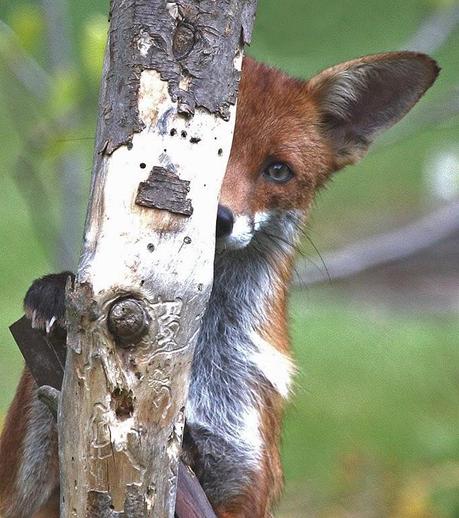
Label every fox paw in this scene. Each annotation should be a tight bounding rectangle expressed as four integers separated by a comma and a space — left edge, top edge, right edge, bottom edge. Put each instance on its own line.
24, 271, 75, 334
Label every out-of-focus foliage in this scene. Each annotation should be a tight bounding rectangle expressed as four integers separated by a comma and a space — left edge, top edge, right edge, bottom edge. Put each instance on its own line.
427, 0, 459, 7
280, 293, 459, 516
80, 14, 107, 83
8, 4, 44, 54
0, 1, 458, 516
48, 69, 81, 116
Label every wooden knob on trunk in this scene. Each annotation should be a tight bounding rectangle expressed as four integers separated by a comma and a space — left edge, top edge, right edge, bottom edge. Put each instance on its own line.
107, 298, 149, 346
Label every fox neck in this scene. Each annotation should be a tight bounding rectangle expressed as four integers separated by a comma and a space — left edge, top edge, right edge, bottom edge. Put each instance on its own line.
185, 210, 301, 503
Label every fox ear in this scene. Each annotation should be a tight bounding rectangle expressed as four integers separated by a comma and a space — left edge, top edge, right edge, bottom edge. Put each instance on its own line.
306, 52, 439, 170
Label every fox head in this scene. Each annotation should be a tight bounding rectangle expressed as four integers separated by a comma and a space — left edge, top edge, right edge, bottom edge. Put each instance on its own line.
216, 52, 439, 252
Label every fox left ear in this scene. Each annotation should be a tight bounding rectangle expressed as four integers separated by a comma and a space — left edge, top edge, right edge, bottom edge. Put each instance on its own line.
306, 51, 440, 170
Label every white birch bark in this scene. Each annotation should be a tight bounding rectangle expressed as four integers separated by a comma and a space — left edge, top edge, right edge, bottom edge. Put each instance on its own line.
57, 1, 257, 516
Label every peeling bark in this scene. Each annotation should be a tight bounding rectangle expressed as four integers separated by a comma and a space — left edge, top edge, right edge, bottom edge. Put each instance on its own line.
58, 0, 257, 516
136, 166, 193, 216
100, 0, 258, 155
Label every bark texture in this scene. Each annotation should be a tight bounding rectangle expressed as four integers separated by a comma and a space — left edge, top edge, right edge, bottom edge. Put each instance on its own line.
58, 1, 257, 516
100, 0, 257, 155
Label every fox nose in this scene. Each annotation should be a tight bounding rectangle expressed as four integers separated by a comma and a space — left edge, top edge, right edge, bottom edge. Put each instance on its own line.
216, 205, 234, 238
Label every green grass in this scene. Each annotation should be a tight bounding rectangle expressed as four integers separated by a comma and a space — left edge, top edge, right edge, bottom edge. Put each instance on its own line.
277, 292, 459, 516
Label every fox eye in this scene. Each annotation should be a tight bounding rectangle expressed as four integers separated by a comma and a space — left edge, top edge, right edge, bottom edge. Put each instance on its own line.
263, 162, 294, 184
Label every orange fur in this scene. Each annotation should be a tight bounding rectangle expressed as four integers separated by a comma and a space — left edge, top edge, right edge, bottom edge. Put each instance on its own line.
215, 52, 438, 516
221, 58, 331, 219
0, 369, 59, 517
0, 369, 35, 515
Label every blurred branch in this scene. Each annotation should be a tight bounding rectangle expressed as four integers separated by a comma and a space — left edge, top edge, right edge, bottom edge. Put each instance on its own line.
368, 4, 459, 151
1, 15, 85, 271
291, 5, 459, 289
41, 0, 74, 72
0, 19, 51, 101
42, 0, 84, 271
403, 3, 459, 54
294, 199, 459, 287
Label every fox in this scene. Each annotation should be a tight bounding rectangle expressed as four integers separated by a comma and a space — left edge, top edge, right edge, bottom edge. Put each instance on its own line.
0, 51, 439, 518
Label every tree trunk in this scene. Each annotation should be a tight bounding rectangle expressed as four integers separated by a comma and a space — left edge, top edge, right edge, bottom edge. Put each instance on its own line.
57, 1, 257, 516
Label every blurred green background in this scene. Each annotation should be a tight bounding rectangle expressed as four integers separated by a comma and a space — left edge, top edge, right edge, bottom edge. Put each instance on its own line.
1, 0, 459, 516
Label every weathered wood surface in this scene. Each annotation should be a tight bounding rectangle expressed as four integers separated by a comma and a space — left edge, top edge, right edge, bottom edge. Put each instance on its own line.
9, 316, 66, 391
9, 316, 216, 517
175, 463, 216, 518
58, 0, 257, 516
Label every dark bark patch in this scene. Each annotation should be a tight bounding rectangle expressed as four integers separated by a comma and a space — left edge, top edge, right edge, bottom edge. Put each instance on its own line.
9, 316, 66, 391
87, 486, 146, 517
111, 387, 135, 419
136, 166, 193, 216
173, 22, 196, 60
100, 0, 258, 155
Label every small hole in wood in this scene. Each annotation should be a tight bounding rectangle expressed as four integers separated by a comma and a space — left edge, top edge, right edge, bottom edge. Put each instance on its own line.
170, 128, 177, 136
147, 243, 155, 252
112, 387, 134, 419
190, 136, 201, 144
140, 163, 146, 169
218, 148, 223, 156
181, 130, 187, 138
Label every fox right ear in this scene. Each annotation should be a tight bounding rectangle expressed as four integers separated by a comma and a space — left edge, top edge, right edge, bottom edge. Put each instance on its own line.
306, 51, 439, 170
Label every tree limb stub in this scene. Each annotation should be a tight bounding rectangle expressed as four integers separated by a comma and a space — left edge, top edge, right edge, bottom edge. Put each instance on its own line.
9, 315, 66, 391
58, 0, 257, 517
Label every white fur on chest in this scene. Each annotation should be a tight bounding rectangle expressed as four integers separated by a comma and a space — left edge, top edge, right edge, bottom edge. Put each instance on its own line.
249, 330, 295, 399
186, 216, 299, 472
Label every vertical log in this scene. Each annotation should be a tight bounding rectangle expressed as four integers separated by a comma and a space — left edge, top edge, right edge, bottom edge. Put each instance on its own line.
58, 0, 258, 516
